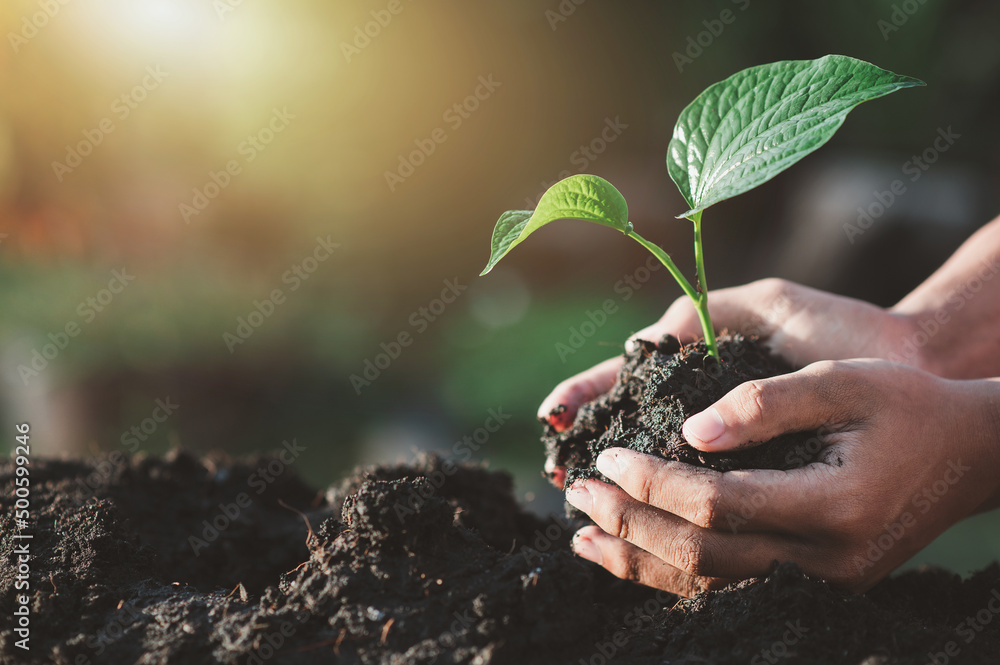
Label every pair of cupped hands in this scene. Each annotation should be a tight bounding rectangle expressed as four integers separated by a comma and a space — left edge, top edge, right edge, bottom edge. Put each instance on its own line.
540, 279, 1000, 596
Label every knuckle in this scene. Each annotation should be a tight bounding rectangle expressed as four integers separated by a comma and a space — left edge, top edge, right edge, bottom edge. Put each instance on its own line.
662, 296, 700, 331
756, 277, 791, 299
615, 513, 632, 542
605, 546, 642, 582
735, 380, 771, 423
640, 463, 674, 506
699, 576, 730, 593
810, 361, 873, 418
674, 531, 712, 576
636, 472, 656, 505
680, 575, 730, 597
809, 359, 841, 378
691, 478, 725, 529
664, 295, 693, 319
602, 504, 631, 542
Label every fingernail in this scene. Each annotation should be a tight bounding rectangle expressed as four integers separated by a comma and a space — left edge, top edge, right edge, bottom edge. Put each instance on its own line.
566, 483, 593, 513
573, 533, 603, 565
595, 451, 620, 483
544, 406, 572, 433
684, 407, 726, 445
625, 337, 639, 353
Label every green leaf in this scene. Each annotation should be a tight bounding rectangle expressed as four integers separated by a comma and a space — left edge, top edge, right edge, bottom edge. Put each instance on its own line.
667, 55, 924, 218
481, 174, 630, 275
481, 210, 533, 276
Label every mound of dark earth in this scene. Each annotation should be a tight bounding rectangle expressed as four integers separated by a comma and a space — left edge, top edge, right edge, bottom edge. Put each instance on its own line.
543, 334, 828, 487
2, 450, 999, 664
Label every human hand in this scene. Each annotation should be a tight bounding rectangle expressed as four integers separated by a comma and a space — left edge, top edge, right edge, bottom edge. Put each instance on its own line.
562, 360, 1000, 595
539, 279, 920, 487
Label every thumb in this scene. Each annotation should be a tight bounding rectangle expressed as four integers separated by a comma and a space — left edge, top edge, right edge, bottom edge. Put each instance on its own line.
682, 361, 859, 452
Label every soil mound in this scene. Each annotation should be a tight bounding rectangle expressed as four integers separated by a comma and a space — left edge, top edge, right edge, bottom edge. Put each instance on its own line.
2, 451, 999, 664
543, 334, 825, 485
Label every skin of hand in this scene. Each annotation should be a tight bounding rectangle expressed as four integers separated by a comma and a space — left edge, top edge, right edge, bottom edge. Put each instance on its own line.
564, 360, 1000, 596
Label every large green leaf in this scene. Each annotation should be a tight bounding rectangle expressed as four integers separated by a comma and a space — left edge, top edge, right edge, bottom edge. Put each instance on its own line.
667, 55, 924, 218
481, 174, 630, 275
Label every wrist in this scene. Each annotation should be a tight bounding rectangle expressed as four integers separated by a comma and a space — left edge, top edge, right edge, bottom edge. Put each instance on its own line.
956, 378, 1000, 512
979, 380, 1000, 489
883, 307, 952, 377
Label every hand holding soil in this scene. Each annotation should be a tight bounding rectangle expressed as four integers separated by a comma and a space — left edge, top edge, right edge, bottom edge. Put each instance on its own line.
538, 279, 919, 488
543, 214, 1000, 596
566, 359, 1000, 596
537, 278, 916, 437
540, 215, 1000, 451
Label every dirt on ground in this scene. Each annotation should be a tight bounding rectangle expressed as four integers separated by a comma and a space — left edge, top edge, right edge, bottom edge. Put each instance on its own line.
2, 335, 999, 664
2, 446, 1000, 664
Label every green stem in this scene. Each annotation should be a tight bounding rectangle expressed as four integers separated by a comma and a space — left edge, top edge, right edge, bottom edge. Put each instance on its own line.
690, 211, 719, 358
626, 224, 719, 358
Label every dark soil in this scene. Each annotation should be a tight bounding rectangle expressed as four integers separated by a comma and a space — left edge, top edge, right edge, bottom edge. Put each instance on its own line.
3, 450, 1000, 664
543, 334, 827, 486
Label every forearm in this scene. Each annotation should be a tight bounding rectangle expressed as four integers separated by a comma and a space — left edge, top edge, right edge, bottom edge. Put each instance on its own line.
890, 215, 1000, 379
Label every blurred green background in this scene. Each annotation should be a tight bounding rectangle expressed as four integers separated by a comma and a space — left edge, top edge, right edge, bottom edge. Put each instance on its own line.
1, 0, 999, 575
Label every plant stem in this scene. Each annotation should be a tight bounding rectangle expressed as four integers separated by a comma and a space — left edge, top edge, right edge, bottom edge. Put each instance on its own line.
626, 226, 719, 358
690, 211, 719, 358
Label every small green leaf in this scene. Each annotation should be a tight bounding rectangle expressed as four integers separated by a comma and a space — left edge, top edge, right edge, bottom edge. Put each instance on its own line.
667, 55, 924, 218
481, 210, 533, 276
481, 174, 629, 275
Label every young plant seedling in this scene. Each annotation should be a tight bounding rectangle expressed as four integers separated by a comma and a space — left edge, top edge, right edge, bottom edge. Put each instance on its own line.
481, 55, 923, 358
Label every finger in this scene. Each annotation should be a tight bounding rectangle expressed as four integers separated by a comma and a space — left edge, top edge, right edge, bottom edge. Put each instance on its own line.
544, 458, 566, 489
567, 479, 795, 579
681, 361, 871, 452
572, 525, 730, 596
595, 448, 832, 533
538, 356, 623, 431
